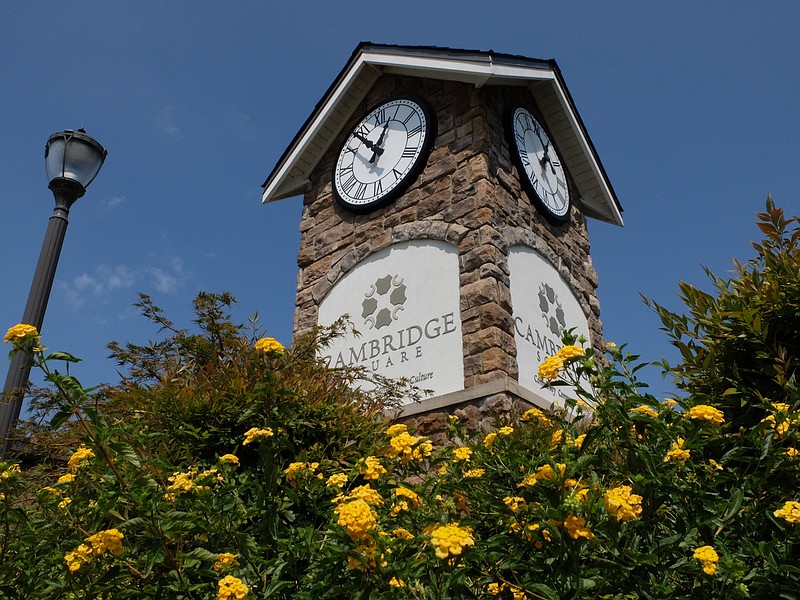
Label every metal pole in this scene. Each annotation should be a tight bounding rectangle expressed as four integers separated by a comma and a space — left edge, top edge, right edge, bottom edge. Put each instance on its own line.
0, 184, 79, 453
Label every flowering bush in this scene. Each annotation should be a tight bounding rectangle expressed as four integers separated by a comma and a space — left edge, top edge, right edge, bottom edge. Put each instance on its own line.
0, 201, 798, 598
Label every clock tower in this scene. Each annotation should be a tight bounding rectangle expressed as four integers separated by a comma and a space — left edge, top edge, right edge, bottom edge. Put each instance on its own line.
262, 43, 622, 430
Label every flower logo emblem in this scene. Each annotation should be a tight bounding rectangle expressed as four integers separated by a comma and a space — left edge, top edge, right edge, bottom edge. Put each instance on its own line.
362, 274, 407, 330
538, 283, 566, 337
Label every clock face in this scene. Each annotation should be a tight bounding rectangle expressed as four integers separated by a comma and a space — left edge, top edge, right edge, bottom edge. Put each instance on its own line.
508, 105, 570, 222
333, 96, 435, 212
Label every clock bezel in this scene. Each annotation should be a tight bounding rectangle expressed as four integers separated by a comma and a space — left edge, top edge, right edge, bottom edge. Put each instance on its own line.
332, 94, 437, 214
505, 103, 571, 224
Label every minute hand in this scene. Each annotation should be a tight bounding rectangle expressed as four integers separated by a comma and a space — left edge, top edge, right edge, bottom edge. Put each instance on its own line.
352, 132, 377, 150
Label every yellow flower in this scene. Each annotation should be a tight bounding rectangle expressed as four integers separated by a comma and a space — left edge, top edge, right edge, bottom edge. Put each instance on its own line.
785, 448, 799, 458
64, 544, 92, 573
605, 341, 617, 349
661, 398, 678, 409
521, 407, 553, 425
4, 323, 39, 344
483, 432, 497, 451
393, 528, 414, 540
573, 434, 586, 449
549, 429, 564, 448
1, 464, 21, 480
517, 473, 538, 488
452, 446, 472, 462
394, 487, 421, 508
562, 514, 594, 540
242, 427, 273, 445
688, 405, 725, 425
86, 529, 124, 556
67, 446, 95, 473
464, 468, 485, 478
335, 499, 378, 541
284, 461, 318, 484
604, 485, 643, 522
326, 473, 348, 488
556, 345, 585, 361
254, 337, 284, 354
693, 545, 719, 575
217, 575, 249, 600
538, 355, 564, 382
503, 496, 526, 513
389, 577, 406, 588
536, 463, 566, 482
57, 473, 75, 484
220, 454, 240, 467
385, 423, 408, 437
630, 405, 659, 418
58, 497, 72, 510
358, 456, 387, 480
429, 523, 475, 559
664, 438, 691, 463
487, 583, 525, 599
214, 552, 240, 571
499, 426, 514, 436
386, 431, 432, 462
774, 500, 800, 524
347, 484, 384, 507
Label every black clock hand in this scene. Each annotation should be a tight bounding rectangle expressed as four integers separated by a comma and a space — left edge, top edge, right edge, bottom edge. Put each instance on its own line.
352, 132, 377, 150
370, 121, 391, 164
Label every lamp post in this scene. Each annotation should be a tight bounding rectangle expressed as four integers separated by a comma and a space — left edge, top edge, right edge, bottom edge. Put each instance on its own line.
0, 129, 107, 453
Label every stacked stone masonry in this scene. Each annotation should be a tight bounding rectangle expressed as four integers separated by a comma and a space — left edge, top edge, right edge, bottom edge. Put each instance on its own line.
294, 74, 603, 397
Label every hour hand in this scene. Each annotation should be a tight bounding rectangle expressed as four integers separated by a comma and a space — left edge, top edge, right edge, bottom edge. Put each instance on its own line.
353, 132, 376, 150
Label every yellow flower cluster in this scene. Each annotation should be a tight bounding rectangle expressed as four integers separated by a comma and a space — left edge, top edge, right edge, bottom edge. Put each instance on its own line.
487, 582, 525, 599
562, 514, 594, 540
664, 438, 691, 463
334, 498, 378, 541
521, 407, 553, 426
64, 529, 124, 573
429, 523, 475, 559
4, 323, 39, 344
58, 496, 72, 510
242, 427, 273, 445
57, 473, 75, 484
217, 575, 249, 600
326, 473, 348, 488
358, 456, 387, 480
254, 337, 284, 354
343, 484, 384, 507
761, 403, 796, 437
483, 432, 498, 451
389, 577, 406, 588
213, 552, 239, 571
604, 485, 643, 522
693, 545, 719, 575
537, 355, 564, 382
503, 496, 526, 513
774, 500, 800, 524
630, 405, 659, 418
452, 446, 472, 463
386, 430, 432, 463
283, 461, 319, 484
688, 404, 725, 425
463, 468, 485, 478
538, 345, 585, 382
1, 464, 21, 480
67, 446, 95, 473
220, 454, 240, 467
394, 487, 421, 508
499, 426, 514, 436
164, 467, 219, 501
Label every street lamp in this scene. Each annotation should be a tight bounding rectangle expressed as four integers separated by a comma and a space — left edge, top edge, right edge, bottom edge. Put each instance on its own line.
0, 129, 107, 453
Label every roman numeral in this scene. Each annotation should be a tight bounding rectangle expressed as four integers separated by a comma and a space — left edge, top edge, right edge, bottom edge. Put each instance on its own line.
353, 182, 367, 199
373, 179, 383, 197
401, 146, 417, 159
407, 124, 422, 138
342, 174, 357, 193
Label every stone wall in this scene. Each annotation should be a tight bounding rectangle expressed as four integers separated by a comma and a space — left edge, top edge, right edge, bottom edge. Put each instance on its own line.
294, 74, 602, 398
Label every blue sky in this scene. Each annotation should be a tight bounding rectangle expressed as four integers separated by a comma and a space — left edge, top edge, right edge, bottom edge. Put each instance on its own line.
2, 2, 799, 413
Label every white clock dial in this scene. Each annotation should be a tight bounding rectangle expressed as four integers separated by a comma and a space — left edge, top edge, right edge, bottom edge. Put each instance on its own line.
509, 105, 570, 222
333, 97, 435, 212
